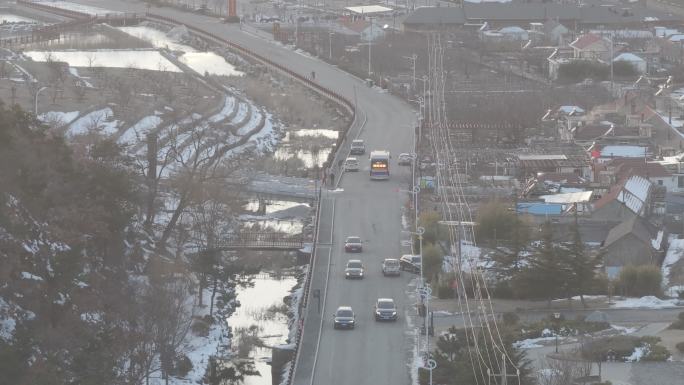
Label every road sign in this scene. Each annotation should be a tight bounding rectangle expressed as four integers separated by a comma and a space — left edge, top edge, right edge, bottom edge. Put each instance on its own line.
426, 359, 437, 370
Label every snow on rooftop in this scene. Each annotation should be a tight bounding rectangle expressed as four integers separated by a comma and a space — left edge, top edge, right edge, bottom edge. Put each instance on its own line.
540, 191, 593, 204
518, 154, 567, 161
345, 5, 393, 14
559, 105, 585, 115
616, 175, 651, 216
600, 145, 647, 158
613, 53, 645, 62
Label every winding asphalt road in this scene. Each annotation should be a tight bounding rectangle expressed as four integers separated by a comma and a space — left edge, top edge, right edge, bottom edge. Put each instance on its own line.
60, 1, 419, 383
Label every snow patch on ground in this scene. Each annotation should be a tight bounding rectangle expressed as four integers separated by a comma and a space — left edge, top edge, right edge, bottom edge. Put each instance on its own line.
208, 96, 236, 123
20, 272, 43, 281
67, 107, 118, 138
626, 345, 648, 362
80, 311, 103, 324
611, 296, 681, 309
611, 324, 637, 334
38, 111, 79, 126
513, 336, 558, 349
34, 1, 121, 16
68, 67, 93, 87
118, 115, 163, 145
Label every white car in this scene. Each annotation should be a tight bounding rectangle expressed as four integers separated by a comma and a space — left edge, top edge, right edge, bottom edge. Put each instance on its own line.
344, 157, 360, 172
382, 258, 400, 276
398, 153, 413, 166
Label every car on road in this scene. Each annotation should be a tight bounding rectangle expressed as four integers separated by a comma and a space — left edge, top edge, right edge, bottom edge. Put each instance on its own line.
399, 254, 421, 273
382, 258, 400, 276
344, 236, 363, 253
350, 139, 365, 155
374, 298, 398, 321
345, 259, 365, 279
398, 153, 413, 166
344, 157, 360, 172
333, 306, 355, 329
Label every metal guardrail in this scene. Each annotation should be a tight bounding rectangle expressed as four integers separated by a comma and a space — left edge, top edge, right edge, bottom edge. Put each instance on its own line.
213, 232, 304, 250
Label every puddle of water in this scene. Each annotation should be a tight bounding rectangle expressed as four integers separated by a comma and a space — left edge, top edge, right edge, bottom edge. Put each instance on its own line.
228, 274, 297, 385
23, 49, 181, 72
243, 219, 303, 234
244, 198, 305, 214
273, 147, 331, 169
119, 25, 243, 77
0, 14, 37, 24
292, 128, 339, 140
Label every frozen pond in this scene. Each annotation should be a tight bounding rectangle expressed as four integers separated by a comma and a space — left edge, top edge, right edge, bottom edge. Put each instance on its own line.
23, 49, 181, 72
274, 147, 332, 169
33, 1, 121, 16
243, 218, 303, 234
0, 14, 37, 24
228, 274, 297, 385
292, 128, 339, 140
119, 26, 243, 77
244, 198, 306, 215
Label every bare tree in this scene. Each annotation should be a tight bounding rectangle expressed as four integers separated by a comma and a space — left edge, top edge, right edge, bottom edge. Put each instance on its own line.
537, 356, 593, 385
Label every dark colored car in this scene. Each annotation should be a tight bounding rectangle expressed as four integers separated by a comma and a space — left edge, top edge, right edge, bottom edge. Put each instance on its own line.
344, 236, 363, 253
333, 306, 355, 329
374, 298, 398, 321
345, 259, 365, 279
399, 254, 421, 273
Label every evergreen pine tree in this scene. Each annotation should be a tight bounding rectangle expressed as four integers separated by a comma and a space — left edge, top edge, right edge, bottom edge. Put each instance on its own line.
566, 212, 602, 307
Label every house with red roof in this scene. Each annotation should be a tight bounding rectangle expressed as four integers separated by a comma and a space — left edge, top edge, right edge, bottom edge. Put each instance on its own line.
569, 33, 612, 61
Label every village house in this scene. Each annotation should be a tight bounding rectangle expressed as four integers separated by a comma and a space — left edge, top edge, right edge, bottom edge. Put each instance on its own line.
592, 174, 655, 222
569, 33, 612, 61
602, 215, 665, 272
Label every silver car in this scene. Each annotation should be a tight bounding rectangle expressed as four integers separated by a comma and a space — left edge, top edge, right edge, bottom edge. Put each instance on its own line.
344, 157, 360, 172
382, 258, 400, 276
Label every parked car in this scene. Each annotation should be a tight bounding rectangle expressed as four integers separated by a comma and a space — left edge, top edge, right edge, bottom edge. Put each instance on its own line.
398, 153, 413, 166
350, 139, 365, 155
374, 298, 398, 321
344, 236, 363, 253
345, 259, 365, 279
399, 254, 421, 273
344, 157, 360, 172
382, 258, 400, 276
333, 306, 355, 329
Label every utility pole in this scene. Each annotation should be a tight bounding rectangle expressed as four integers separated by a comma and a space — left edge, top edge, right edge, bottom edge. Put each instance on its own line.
403, 54, 417, 91
487, 354, 520, 385
368, 16, 374, 77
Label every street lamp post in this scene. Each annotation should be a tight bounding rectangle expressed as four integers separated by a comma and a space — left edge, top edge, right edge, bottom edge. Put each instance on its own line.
35, 86, 48, 116
328, 30, 334, 60
553, 312, 561, 353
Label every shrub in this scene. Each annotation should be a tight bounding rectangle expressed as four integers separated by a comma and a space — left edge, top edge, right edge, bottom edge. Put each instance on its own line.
502, 312, 519, 325
191, 318, 211, 337
676, 341, 684, 353
437, 282, 455, 299
643, 344, 671, 362
669, 312, 684, 329
171, 354, 193, 376
612, 60, 638, 78
615, 265, 662, 297
558, 60, 609, 83
493, 280, 515, 299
